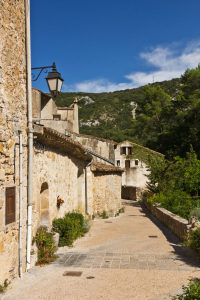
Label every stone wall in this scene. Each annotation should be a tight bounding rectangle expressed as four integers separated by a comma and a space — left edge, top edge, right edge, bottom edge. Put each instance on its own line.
41, 97, 57, 120
0, 0, 28, 284
40, 119, 73, 133
71, 132, 116, 163
32, 143, 88, 240
143, 198, 190, 241
122, 186, 136, 200
57, 108, 74, 122
92, 172, 122, 216
32, 89, 40, 120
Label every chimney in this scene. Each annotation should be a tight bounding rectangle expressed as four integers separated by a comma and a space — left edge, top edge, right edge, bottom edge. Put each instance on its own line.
73, 97, 79, 133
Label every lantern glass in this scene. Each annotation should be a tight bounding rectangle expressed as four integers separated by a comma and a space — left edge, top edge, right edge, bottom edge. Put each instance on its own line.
45, 63, 64, 97
47, 78, 57, 92
57, 78, 63, 93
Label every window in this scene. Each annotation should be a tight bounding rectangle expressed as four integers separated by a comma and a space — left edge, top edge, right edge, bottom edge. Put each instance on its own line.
53, 114, 61, 121
5, 187, 15, 225
128, 147, 132, 155
117, 160, 120, 166
120, 147, 126, 155
125, 160, 130, 168
135, 160, 139, 166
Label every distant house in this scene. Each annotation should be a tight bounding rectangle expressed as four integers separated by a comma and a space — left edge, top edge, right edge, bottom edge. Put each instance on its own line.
32, 88, 79, 134
115, 140, 163, 200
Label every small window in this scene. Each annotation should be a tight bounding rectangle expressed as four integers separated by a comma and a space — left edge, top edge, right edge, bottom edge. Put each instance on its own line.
53, 114, 61, 121
128, 147, 132, 155
117, 160, 120, 166
5, 187, 16, 225
121, 147, 126, 155
135, 160, 139, 166
125, 160, 130, 168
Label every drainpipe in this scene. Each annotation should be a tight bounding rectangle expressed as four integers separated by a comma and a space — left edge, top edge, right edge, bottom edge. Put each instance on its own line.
84, 153, 93, 215
19, 131, 23, 278
25, 0, 33, 271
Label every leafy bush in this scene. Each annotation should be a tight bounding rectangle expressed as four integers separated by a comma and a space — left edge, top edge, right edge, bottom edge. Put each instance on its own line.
171, 280, 200, 299
0, 280, 9, 294
148, 190, 200, 220
101, 210, 109, 219
189, 207, 200, 221
52, 212, 90, 246
32, 226, 58, 265
119, 207, 125, 213
184, 228, 200, 254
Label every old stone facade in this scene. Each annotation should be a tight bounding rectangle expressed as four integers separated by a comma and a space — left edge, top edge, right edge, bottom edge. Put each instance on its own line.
32, 88, 79, 134
0, 1, 124, 285
115, 141, 153, 200
0, 0, 28, 283
70, 132, 116, 164
33, 125, 123, 219
91, 163, 123, 216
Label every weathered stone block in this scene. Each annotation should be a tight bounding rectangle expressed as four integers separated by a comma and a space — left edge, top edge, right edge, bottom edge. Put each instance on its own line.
0, 169, 5, 181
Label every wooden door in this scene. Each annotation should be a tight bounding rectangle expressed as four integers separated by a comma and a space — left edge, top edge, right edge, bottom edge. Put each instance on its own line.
5, 187, 15, 225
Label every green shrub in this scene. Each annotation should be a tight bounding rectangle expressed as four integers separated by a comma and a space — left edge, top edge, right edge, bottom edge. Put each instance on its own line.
148, 190, 196, 220
52, 211, 90, 246
119, 207, 125, 213
171, 280, 200, 299
101, 210, 109, 219
83, 218, 91, 233
184, 228, 200, 254
0, 280, 9, 294
189, 207, 200, 221
32, 226, 58, 265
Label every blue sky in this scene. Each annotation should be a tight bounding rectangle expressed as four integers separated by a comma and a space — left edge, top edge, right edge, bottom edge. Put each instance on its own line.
31, 0, 200, 93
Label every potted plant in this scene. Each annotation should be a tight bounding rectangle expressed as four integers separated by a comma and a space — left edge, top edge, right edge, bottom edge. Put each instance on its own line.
57, 196, 64, 208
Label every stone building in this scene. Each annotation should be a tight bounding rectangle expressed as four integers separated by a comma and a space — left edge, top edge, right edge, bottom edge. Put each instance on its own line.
115, 141, 163, 200
32, 88, 79, 134
0, 0, 28, 283
70, 131, 116, 164
69, 132, 124, 216
0, 0, 123, 285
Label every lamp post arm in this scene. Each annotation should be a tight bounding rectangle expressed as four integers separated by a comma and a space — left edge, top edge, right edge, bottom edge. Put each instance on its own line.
31, 62, 56, 82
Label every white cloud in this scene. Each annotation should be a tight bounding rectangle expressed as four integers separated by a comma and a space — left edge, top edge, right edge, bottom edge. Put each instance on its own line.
65, 41, 200, 93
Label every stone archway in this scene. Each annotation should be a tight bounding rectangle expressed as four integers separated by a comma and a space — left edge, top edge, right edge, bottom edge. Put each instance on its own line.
40, 182, 50, 227
77, 167, 85, 214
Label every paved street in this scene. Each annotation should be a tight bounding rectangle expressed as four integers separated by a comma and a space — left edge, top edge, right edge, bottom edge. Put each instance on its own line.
2, 200, 200, 300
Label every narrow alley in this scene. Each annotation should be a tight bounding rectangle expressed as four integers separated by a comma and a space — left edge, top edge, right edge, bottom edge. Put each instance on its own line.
2, 200, 200, 300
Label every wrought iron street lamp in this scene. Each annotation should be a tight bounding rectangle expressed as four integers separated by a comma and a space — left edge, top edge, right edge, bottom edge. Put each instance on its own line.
31, 62, 64, 97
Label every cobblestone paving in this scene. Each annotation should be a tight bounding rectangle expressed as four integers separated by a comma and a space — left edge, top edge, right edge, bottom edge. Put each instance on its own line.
57, 252, 200, 271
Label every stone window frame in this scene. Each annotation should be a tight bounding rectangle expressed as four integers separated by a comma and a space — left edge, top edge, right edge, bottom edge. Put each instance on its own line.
1, 184, 17, 230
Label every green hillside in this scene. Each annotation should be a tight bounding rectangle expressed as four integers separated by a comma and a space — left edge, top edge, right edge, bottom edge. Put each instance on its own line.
54, 78, 180, 145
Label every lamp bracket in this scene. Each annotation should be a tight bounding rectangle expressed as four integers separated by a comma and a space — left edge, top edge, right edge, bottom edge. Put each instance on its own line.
31, 63, 56, 82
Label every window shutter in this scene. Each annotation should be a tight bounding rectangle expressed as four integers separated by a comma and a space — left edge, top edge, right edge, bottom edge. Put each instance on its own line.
128, 147, 132, 155
5, 187, 16, 225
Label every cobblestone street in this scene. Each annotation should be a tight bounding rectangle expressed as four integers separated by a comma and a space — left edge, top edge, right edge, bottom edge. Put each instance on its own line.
2, 200, 200, 300
58, 252, 199, 272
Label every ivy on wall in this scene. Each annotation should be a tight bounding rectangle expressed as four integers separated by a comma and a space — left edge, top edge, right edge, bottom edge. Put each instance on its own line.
127, 144, 164, 166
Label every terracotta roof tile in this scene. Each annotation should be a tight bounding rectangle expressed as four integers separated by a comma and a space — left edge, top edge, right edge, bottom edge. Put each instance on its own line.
91, 162, 124, 173
68, 131, 117, 145
57, 107, 74, 110
33, 124, 91, 161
